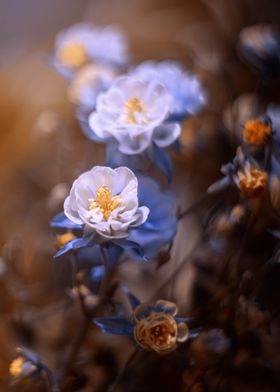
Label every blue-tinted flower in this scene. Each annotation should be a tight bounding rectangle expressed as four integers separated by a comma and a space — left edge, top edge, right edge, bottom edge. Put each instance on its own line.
88, 76, 180, 154
94, 291, 193, 355
68, 64, 117, 111
53, 23, 129, 78
127, 175, 177, 259
130, 60, 206, 120
51, 174, 176, 260
64, 166, 149, 239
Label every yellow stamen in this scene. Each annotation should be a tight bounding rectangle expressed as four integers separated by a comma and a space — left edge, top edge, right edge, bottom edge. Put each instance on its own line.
9, 357, 24, 378
57, 42, 88, 68
124, 97, 147, 124
88, 185, 122, 221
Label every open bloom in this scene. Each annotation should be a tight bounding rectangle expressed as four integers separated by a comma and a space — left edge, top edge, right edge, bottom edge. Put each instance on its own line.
68, 64, 117, 110
53, 23, 129, 78
130, 60, 206, 119
64, 166, 149, 239
89, 76, 180, 154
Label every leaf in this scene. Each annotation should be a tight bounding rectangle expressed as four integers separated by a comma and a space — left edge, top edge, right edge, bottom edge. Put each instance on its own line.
50, 212, 83, 230
147, 144, 172, 182
94, 317, 133, 335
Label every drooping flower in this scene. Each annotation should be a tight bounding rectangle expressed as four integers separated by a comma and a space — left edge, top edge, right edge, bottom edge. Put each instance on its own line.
68, 64, 117, 111
88, 76, 180, 155
52, 23, 129, 78
94, 291, 193, 355
129, 60, 206, 120
64, 166, 149, 239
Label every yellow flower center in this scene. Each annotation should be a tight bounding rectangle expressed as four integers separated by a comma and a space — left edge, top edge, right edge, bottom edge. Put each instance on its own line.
124, 97, 147, 124
238, 167, 268, 199
88, 185, 122, 221
9, 357, 24, 377
243, 119, 272, 145
57, 42, 88, 68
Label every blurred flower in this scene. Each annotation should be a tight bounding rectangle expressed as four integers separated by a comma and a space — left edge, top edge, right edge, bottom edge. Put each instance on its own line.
53, 23, 129, 78
236, 163, 268, 199
56, 231, 76, 248
94, 291, 192, 355
243, 117, 272, 146
239, 24, 280, 78
130, 60, 206, 119
70, 284, 99, 311
64, 166, 149, 239
68, 64, 117, 111
9, 349, 40, 383
208, 148, 268, 200
89, 76, 180, 154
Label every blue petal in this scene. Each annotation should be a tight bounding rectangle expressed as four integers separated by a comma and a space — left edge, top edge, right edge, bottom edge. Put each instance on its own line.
112, 239, 147, 261
94, 317, 133, 335
128, 176, 177, 260
122, 287, 141, 310
54, 236, 93, 258
50, 212, 83, 230
146, 144, 172, 182
91, 265, 105, 282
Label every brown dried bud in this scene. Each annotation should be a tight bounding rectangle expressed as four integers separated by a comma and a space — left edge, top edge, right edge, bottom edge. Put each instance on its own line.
237, 165, 268, 199
133, 313, 188, 355
243, 119, 272, 145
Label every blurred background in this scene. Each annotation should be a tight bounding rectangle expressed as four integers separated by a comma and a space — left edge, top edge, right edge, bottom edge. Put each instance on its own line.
1, 0, 280, 390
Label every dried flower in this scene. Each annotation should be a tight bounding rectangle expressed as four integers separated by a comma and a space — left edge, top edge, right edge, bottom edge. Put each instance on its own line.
243, 118, 272, 145
237, 163, 268, 199
94, 294, 191, 355
133, 301, 189, 354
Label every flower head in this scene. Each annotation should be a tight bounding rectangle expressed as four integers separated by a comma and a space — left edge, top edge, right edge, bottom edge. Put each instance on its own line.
64, 166, 149, 239
89, 76, 180, 154
236, 163, 268, 199
243, 118, 272, 145
53, 23, 129, 78
9, 349, 40, 383
94, 294, 191, 355
68, 64, 117, 110
130, 60, 206, 118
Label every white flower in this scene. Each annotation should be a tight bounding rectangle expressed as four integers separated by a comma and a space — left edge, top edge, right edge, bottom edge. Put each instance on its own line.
89, 76, 180, 154
53, 23, 129, 77
68, 64, 117, 110
130, 60, 206, 117
64, 166, 149, 239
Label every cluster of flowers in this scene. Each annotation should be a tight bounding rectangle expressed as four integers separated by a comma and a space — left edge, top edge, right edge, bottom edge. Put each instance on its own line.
46, 21, 206, 359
